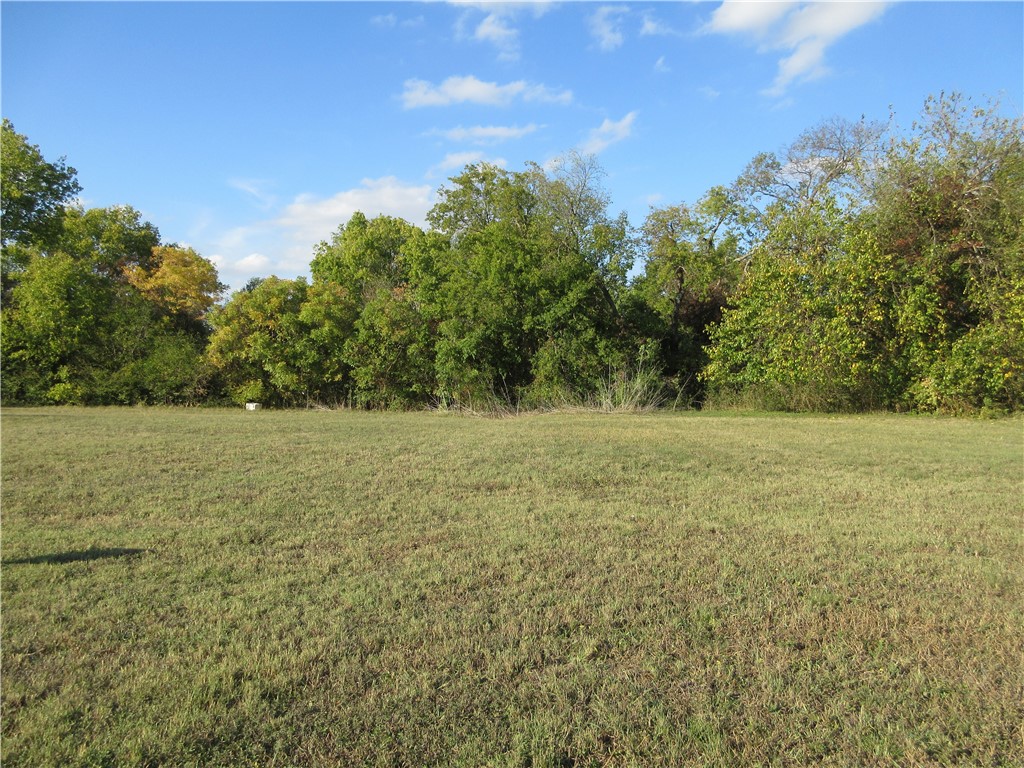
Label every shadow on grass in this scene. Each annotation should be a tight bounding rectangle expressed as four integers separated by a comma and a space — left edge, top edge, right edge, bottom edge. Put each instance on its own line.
3, 547, 150, 565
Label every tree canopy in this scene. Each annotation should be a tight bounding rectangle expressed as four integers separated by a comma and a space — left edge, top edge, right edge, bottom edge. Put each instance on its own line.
1, 119, 81, 251
3, 94, 1021, 413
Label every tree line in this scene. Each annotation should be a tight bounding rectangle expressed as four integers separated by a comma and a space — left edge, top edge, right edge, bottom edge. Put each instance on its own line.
2, 94, 1022, 413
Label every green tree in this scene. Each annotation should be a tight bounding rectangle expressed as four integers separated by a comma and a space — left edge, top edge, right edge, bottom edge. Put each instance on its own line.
0, 123, 224, 405
309, 213, 440, 407
343, 284, 436, 408
428, 164, 556, 403
427, 164, 522, 401
206, 277, 358, 406
535, 151, 636, 324
1, 119, 81, 251
310, 212, 421, 297
126, 244, 225, 331
59, 204, 161, 279
1, 249, 215, 405
703, 96, 1023, 413
637, 186, 746, 399
293, 282, 361, 405
866, 93, 1024, 411
1, 251, 109, 403
703, 201, 896, 411
1, 121, 82, 297
428, 161, 638, 406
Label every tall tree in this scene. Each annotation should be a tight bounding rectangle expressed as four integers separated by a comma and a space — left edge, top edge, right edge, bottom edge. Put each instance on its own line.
429, 165, 547, 402
703, 200, 894, 411
125, 244, 225, 330
59, 205, 161, 278
735, 116, 884, 215
427, 160, 642, 405
703, 95, 1024, 413
1, 119, 81, 251
634, 186, 746, 399
865, 93, 1024, 410
1, 251, 109, 403
206, 277, 359, 406
535, 151, 635, 322
310, 212, 421, 297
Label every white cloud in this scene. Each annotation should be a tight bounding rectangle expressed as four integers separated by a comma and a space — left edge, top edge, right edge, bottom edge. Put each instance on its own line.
589, 6, 629, 51
370, 13, 397, 28
451, 3, 554, 61
769, 37, 829, 94
704, 1, 889, 96
448, 0, 554, 13
196, 178, 439, 293
699, 85, 721, 100
438, 123, 540, 144
579, 111, 637, 155
371, 11, 423, 29
641, 12, 675, 37
705, 1, 798, 37
207, 249, 276, 292
228, 178, 276, 210
654, 55, 670, 74
213, 224, 260, 253
277, 177, 434, 245
778, 2, 886, 49
475, 13, 520, 61
428, 151, 507, 178
402, 75, 572, 108
235, 253, 272, 272
438, 151, 486, 170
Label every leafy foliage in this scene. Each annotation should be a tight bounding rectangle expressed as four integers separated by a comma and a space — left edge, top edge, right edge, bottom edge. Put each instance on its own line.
125, 244, 225, 331
206, 277, 359, 406
3, 94, 1021, 412
0, 119, 81, 251
704, 95, 1023, 412
1, 151, 221, 404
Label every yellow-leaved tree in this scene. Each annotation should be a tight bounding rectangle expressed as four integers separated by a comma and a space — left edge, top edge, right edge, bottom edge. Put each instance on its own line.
126, 245, 225, 324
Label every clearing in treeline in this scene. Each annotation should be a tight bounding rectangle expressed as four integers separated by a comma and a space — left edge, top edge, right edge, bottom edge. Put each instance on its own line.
2, 408, 1021, 766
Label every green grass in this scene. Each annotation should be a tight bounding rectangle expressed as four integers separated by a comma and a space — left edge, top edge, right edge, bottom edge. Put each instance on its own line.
2, 407, 1022, 767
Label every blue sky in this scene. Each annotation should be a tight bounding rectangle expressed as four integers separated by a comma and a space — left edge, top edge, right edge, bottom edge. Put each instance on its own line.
3, 1, 1022, 291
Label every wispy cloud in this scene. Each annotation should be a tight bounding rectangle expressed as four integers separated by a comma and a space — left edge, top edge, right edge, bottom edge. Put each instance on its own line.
437, 123, 540, 144
370, 13, 397, 28
589, 6, 629, 51
228, 178, 276, 210
579, 111, 637, 155
704, 1, 889, 96
436, 151, 486, 170
654, 55, 670, 74
428, 151, 507, 178
451, 2, 554, 61
234, 252, 272, 273
704, 1, 798, 37
640, 12, 676, 37
402, 75, 572, 108
474, 12, 520, 61
371, 11, 424, 29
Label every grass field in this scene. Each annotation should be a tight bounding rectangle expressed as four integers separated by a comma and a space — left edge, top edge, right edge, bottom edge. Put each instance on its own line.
1, 407, 1022, 767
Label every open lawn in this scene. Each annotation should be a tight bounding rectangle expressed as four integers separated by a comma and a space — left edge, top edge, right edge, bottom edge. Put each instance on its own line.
1, 408, 1022, 767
